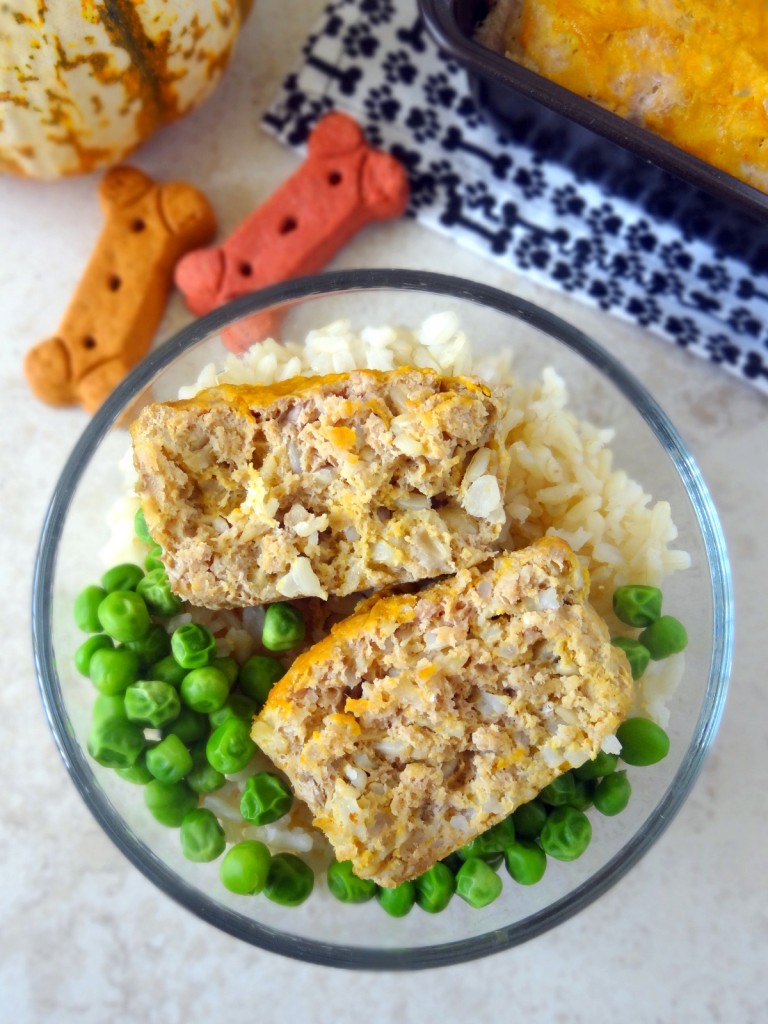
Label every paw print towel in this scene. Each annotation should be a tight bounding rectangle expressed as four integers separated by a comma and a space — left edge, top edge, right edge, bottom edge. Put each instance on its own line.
264, 0, 768, 394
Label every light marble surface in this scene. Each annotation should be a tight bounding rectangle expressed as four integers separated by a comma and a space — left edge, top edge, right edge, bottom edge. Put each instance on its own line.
1, 2, 765, 1021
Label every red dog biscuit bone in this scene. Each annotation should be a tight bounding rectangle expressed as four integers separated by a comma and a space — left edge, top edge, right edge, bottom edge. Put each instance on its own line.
174, 112, 410, 352
24, 166, 216, 413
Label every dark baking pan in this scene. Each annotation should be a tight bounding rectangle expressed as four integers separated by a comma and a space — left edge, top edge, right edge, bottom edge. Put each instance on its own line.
419, 0, 768, 273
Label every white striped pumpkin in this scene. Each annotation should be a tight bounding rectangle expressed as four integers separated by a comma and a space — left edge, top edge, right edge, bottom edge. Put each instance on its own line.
1, 0, 252, 178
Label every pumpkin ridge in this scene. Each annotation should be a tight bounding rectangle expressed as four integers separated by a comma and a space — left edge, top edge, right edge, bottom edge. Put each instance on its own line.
96, 0, 179, 133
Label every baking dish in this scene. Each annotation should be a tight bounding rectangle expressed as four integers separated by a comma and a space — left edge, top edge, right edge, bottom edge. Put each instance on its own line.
419, 0, 768, 273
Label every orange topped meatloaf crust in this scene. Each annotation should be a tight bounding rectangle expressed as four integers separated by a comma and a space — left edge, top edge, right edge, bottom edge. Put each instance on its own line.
252, 537, 633, 887
130, 367, 510, 608
478, 0, 768, 192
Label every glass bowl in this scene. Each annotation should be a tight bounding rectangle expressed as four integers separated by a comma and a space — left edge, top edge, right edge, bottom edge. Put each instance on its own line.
33, 269, 732, 969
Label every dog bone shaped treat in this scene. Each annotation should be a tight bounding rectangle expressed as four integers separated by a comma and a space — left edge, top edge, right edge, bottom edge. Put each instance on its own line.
24, 166, 216, 413
174, 112, 410, 352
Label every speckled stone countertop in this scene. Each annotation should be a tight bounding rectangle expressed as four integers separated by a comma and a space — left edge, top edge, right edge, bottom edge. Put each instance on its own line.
1, 2, 765, 1022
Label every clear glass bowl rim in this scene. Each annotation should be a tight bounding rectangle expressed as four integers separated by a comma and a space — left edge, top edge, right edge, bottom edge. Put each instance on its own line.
32, 268, 733, 970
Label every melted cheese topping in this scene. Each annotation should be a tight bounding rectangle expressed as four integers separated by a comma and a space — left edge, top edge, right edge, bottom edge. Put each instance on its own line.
508, 0, 768, 190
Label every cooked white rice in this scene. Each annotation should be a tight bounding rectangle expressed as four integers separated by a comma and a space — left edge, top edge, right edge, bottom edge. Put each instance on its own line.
103, 311, 690, 863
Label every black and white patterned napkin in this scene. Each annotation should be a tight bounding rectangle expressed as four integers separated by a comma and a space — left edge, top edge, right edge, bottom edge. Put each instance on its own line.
263, 0, 768, 395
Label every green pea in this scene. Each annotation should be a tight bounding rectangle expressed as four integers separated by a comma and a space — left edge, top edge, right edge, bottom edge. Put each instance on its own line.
539, 771, 592, 811
264, 853, 314, 907
261, 603, 305, 652
74, 584, 107, 633
146, 734, 193, 784
89, 647, 140, 695
124, 680, 181, 728
512, 799, 548, 840
220, 840, 271, 895
87, 718, 145, 770
209, 693, 258, 729
97, 589, 151, 643
504, 840, 547, 885
540, 806, 592, 862
74, 634, 114, 676
186, 743, 226, 794
240, 771, 292, 825
611, 637, 651, 680
538, 772, 574, 806
171, 623, 216, 670
616, 717, 670, 766
144, 779, 198, 827
327, 860, 377, 903
593, 770, 632, 816
574, 751, 619, 781
567, 778, 595, 812
180, 808, 225, 862
148, 654, 188, 688
116, 749, 154, 785
181, 666, 231, 714
206, 717, 256, 775
163, 705, 209, 745
136, 568, 182, 617
211, 656, 240, 687
125, 624, 172, 669
440, 852, 464, 874
414, 862, 456, 914
638, 616, 688, 660
134, 506, 153, 544
238, 654, 285, 705
91, 693, 128, 726
456, 857, 503, 909
612, 585, 662, 627
144, 543, 165, 573
376, 880, 416, 918
101, 563, 144, 594
457, 815, 515, 860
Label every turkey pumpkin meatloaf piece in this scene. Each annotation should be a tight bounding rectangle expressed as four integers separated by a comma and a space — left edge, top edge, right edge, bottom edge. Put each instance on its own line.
252, 537, 633, 887
130, 367, 509, 608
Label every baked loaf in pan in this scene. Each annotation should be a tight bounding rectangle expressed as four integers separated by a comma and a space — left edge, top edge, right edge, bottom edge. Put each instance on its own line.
130, 367, 509, 608
478, 0, 768, 192
252, 537, 633, 887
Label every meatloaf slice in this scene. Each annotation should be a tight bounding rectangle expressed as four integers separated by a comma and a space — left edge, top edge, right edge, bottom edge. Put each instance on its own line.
252, 537, 633, 886
130, 367, 509, 609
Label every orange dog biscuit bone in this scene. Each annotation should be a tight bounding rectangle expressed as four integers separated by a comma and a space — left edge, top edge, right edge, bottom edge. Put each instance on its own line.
174, 112, 410, 352
24, 166, 216, 413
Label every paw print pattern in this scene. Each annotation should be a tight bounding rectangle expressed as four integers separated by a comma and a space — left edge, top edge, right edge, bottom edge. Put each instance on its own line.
663, 314, 700, 345
588, 275, 624, 310
513, 165, 545, 201
627, 295, 663, 328
705, 333, 742, 365
405, 105, 440, 143
454, 96, 484, 130
364, 84, 400, 123
342, 21, 379, 59
552, 185, 586, 218
382, 49, 418, 86
409, 157, 462, 210
697, 263, 731, 293
423, 72, 457, 111
626, 220, 658, 255
360, 0, 396, 25
514, 233, 553, 271
728, 306, 764, 337
660, 240, 694, 274
586, 203, 624, 238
